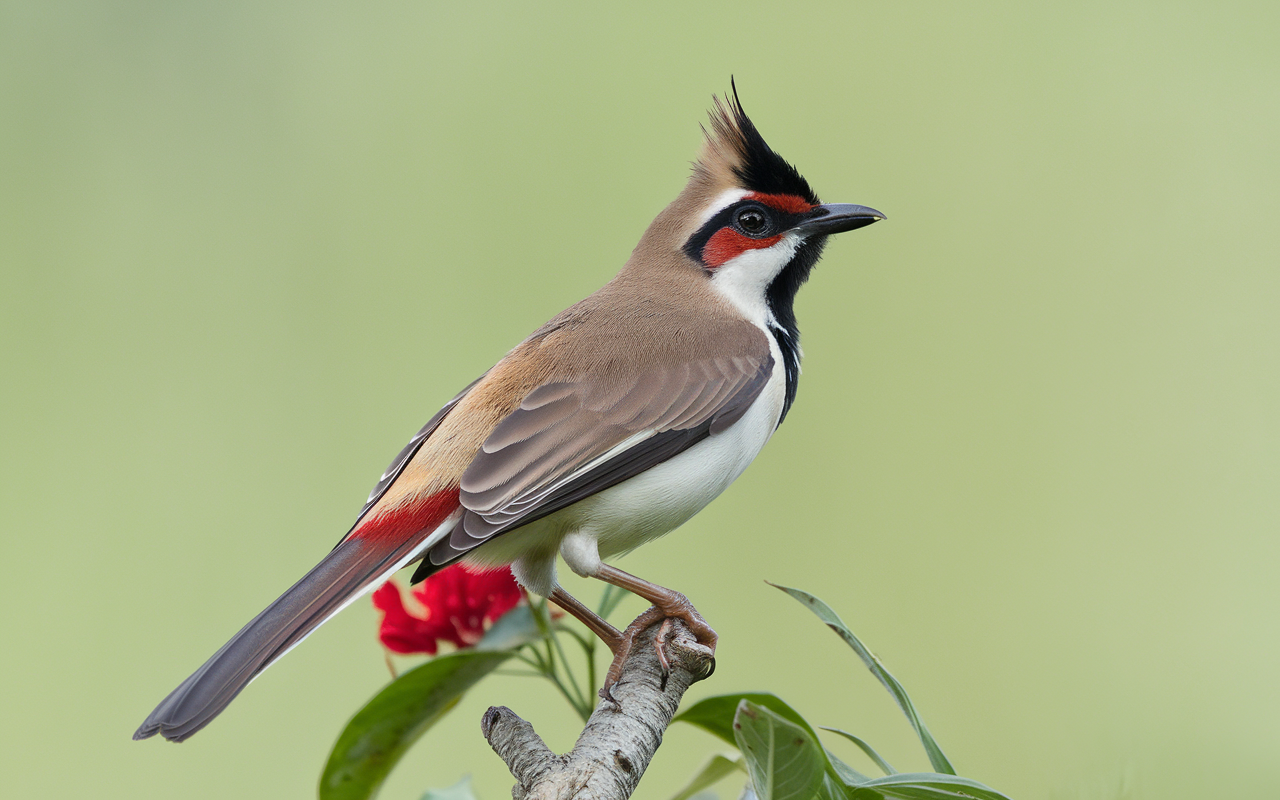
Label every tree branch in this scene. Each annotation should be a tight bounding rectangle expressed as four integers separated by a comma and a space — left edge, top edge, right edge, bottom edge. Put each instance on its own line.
482, 618, 714, 800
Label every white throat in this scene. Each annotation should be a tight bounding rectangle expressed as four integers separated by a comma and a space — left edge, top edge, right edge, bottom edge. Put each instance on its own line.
707, 233, 802, 330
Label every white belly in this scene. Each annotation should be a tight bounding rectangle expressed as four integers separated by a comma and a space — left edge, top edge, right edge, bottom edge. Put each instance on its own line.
576, 360, 785, 560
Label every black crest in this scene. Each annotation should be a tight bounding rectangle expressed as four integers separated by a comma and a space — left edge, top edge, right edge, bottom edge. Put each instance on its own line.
707, 79, 820, 205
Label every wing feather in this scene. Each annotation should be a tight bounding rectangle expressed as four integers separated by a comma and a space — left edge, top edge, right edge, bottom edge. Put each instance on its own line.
424, 351, 773, 566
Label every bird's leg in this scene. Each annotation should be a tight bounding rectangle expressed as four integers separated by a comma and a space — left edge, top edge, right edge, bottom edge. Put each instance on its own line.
594, 564, 717, 698
548, 586, 647, 703
548, 587, 622, 650
594, 564, 718, 647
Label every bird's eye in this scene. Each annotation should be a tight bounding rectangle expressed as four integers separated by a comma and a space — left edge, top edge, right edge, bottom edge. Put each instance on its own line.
736, 207, 769, 235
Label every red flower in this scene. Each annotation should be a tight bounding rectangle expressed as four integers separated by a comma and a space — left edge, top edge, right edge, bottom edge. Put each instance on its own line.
372, 565, 523, 655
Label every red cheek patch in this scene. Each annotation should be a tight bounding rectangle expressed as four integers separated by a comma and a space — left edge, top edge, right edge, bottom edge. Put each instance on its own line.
703, 228, 783, 268
746, 192, 815, 214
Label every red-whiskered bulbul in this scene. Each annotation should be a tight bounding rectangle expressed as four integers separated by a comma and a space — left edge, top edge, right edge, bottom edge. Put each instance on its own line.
135, 85, 883, 742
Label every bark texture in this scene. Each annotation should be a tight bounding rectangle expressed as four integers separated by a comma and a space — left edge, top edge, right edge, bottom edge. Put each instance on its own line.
482, 619, 714, 800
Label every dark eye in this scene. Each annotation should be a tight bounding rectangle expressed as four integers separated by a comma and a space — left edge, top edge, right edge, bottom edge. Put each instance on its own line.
736, 207, 769, 235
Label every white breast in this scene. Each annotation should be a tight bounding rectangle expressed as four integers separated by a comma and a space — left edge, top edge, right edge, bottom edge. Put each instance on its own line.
574, 335, 787, 561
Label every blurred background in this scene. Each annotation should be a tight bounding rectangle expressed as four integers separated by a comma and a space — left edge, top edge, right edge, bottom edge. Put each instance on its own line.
3, 2, 1278, 798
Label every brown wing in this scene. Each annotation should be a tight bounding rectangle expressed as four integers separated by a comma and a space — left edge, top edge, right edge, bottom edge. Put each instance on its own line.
422, 353, 773, 567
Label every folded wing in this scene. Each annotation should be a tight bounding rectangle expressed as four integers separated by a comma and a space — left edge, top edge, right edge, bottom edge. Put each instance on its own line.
422, 352, 772, 568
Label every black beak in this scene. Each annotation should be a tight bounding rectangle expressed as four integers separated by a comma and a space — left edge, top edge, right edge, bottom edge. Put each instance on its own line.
791, 203, 886, 237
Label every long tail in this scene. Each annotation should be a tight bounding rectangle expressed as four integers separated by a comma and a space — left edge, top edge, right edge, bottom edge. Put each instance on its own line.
134, 534, 433, 742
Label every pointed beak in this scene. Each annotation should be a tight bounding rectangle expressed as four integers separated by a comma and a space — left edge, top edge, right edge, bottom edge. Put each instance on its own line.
791, 203, 886, 237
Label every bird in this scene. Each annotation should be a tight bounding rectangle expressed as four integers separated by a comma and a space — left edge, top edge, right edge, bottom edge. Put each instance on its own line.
134, 84, 884, 743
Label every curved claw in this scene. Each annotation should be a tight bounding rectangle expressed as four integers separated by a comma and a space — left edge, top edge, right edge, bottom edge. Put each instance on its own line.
598, 602, 719, 700
598, 682, 619, 705
699, 655, 716, 682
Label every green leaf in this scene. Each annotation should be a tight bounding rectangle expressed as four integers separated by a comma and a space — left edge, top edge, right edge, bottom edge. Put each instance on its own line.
420, 775, 480, 800
677, 693, 863, 790
820, 773, 856, 800
474, 604, 544, 651
825, 752, 871, 787
848, 773, 1015, 800
675, 693, 817, 748
320, 650, 512, 800
667, 753, 747, 800
733, 700, 828, 800
770, 584, 956, 775
821, 727, 897, 776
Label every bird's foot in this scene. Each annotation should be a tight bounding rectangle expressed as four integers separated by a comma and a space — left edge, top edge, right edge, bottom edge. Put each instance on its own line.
598, 596, 717, 701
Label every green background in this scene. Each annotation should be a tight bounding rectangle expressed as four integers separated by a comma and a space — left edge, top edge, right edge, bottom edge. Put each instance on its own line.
3, 2, 1277, 798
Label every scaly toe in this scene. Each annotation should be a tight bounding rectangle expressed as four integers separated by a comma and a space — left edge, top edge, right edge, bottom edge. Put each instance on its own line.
599, 605, 667, 698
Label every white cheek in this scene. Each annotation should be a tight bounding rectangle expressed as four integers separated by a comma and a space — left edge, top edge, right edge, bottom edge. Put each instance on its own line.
708, 234, 801, 327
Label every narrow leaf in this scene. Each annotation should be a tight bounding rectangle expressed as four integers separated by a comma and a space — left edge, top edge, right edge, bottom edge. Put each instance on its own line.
849, 773, 1015, 800
667, 753, 747, 800
825, 751, 872, 787
320, 650, 512, 800
597, 583, 627, 620
420, 775, 480, 800
770, 584, 956, 775
733, 700, 827, 800
821, 727, 897, 776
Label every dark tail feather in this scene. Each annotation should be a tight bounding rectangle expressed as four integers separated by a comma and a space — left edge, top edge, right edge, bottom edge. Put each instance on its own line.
134, 536, 421, 742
